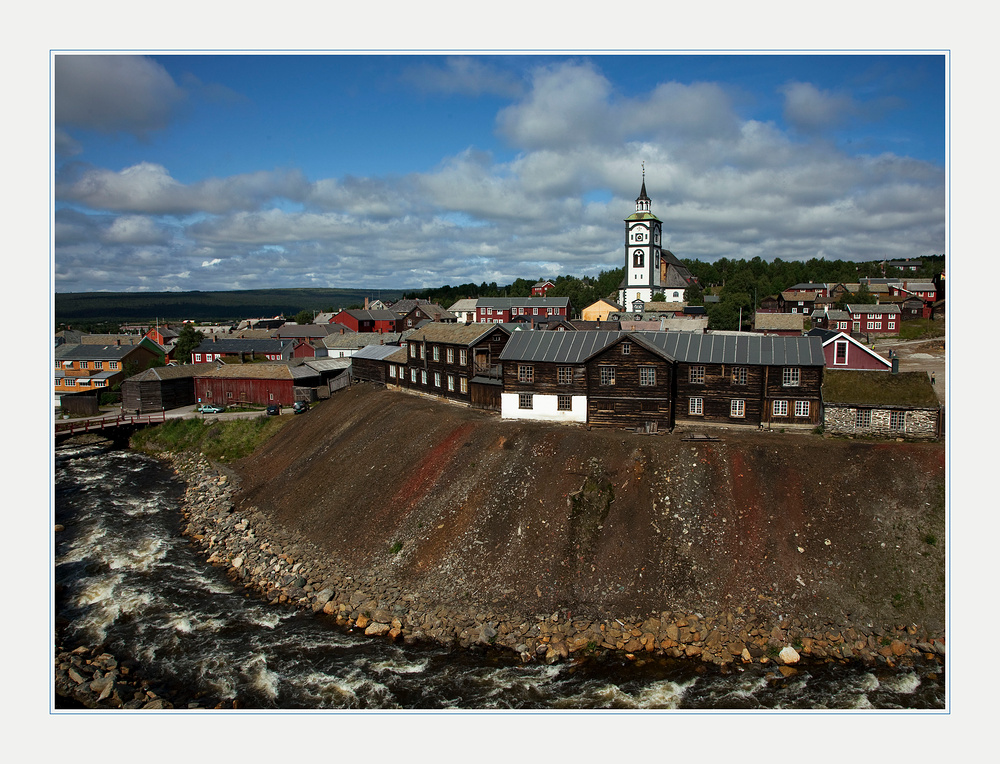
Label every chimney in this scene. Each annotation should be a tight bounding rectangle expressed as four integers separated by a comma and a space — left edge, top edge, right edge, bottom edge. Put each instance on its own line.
364, 297, 369, 310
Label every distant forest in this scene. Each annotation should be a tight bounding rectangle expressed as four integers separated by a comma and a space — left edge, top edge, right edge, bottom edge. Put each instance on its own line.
55, 255, 944, 333
54, 287, 407, 330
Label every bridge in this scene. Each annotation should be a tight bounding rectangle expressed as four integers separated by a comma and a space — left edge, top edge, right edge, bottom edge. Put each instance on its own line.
54, 411, 167, 442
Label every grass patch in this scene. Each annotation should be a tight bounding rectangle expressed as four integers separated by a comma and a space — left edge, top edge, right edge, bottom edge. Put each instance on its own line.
898, 319, 945, 341
131, 415, 288, 462
388, 541, 403, 555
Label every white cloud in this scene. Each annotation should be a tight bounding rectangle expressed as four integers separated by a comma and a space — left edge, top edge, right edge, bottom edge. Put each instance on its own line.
781, 81, 857, 133
54, 55, 186, 137
53, 60, 945, 294
401, 57, 524, 98
56, 162, 311, 215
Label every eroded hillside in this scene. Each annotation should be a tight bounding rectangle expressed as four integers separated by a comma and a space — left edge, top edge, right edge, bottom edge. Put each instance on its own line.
232, 384, 946, 635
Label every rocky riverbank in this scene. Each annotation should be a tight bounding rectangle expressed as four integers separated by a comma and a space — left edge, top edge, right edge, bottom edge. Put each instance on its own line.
54, 644, 176, 710
171, 450, 945, 674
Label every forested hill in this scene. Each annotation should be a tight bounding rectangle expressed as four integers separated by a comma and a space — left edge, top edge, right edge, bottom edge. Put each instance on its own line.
54, 287, 408, 326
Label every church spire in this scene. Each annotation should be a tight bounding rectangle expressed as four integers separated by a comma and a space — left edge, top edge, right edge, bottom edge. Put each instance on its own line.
635, 163, 651, 213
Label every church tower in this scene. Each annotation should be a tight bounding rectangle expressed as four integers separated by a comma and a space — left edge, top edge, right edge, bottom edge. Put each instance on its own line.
618, 168, 692, 310
619, 167, 664, 309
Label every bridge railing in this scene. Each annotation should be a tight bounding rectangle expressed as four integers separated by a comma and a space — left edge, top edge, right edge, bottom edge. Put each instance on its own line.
54, 410, 167, 436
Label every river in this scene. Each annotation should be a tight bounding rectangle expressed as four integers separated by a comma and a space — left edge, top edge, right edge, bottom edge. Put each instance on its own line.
53, 440, 945, 710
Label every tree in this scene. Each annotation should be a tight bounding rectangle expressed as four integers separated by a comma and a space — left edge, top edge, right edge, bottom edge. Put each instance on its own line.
173, 325, 205, 364
294, 309, 314, 325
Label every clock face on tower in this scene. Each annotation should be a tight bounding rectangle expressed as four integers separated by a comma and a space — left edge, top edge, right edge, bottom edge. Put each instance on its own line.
630, 224, 647, 243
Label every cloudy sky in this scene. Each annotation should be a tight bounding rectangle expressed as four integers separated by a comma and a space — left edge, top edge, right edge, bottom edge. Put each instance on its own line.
53, 53, 946, 294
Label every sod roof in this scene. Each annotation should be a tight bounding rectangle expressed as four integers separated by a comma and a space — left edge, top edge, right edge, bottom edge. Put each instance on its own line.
822, 369, 939, 408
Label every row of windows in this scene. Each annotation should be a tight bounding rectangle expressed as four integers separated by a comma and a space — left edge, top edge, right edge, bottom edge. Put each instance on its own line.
516, 363, 657, 386
55, 378, 107, 387
55, 360, 120, 370
518, 393, 573, 411
483, 307, 557, 316
855, 410, 907, 429
866, 321, 897, 330
687, 366, 801, 387
687, 398, 811, 418
409, 344, 468, 365
391, 363, 469, 394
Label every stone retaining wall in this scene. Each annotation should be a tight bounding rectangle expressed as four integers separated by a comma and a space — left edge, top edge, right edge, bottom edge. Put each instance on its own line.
824, 405, 939, 439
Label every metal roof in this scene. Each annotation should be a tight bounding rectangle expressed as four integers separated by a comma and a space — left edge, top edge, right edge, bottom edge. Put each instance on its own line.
499, 330, 622, 363
351, 344, 405, 361
636, 331, 824, 366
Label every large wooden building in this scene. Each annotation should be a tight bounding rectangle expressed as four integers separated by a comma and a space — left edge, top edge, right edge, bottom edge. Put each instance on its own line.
498, 330, 824, 430
387, 322, 511, 410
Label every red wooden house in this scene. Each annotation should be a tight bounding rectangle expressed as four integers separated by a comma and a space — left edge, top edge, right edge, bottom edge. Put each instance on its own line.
531, 279, 556, 296
845, 304, 902, 335
194, 364, 297, 407
808, 329, 891, 371
331, 309, 403, 333
475, 297, 571, 323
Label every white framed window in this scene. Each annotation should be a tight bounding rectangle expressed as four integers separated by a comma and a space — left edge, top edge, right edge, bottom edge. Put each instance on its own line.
460, 377, 467, 394
867, 321, 875, 330
409, 343, 417, 358
459, 349, 467, 366
773, 400, 788, 416
689, 366, 705, 384
421, 370, 428, 385
874, 322, 882, 330
557, 366, 572, 385
518, 365, 534, 383
519, 393, 533, 409
856, 410, 871, 428
447, 375, 455, 391
433, 346, 440, 361
731, 399, 745, 418
888, 321, 895, 330
557, 394, 572, 411
434, 372, 441, 387
621, 342, 631, 355
64, 378, 76, 387
689, 397, 703, 415
782, 367, 800, 387
639, 366, 656, 386
109, 361, 119, 370
446, 347, 455, 364
889, 410, 905, 430
599, 366, 616, 386
95, 361, 103, 369
410, 368, 418, 383
795, 401, 810, 417
389, 365, 396, 379
732, 367, 747, 385
834, 341, 848, 365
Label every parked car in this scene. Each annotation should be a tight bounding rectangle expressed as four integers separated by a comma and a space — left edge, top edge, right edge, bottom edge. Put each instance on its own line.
293, 401, 309, 414
266, 404, 281, 416
198, 404, 226, 414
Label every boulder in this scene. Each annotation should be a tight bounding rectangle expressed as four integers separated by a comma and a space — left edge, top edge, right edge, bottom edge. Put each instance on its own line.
779, 646, 801, 664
